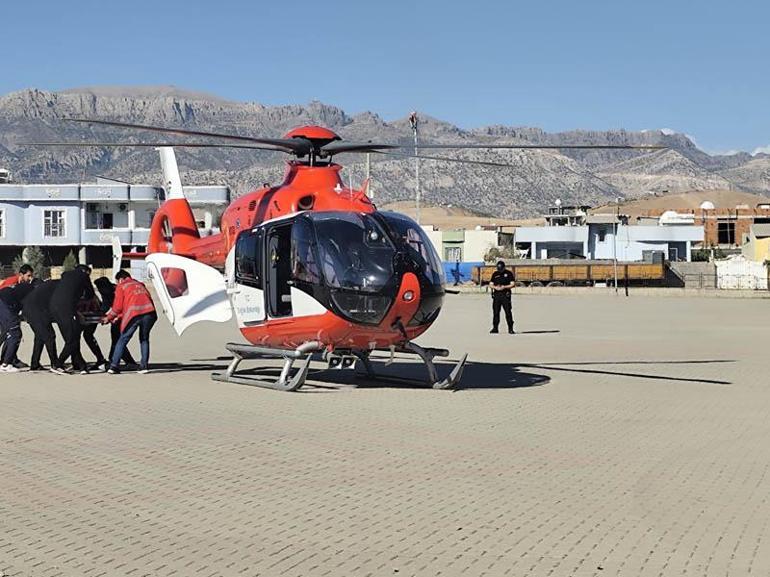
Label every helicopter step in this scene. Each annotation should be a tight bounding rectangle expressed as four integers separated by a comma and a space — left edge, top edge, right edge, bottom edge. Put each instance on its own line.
353, 342, 468, 390
211, 341, 323, 391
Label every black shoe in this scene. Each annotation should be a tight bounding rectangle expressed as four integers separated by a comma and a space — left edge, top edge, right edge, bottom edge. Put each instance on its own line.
13, 360, 28, 369
489, 328, 499, 334
89, 361, 107, 372
508, 329, 516, 334
30, 365, 44, 371
107, 366, 120, 375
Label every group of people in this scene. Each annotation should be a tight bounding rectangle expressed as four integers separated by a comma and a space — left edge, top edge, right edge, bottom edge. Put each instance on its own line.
0, 264, 158, 375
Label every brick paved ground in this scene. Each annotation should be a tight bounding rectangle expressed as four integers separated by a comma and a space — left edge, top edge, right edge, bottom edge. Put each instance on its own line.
2, 293, 769, 576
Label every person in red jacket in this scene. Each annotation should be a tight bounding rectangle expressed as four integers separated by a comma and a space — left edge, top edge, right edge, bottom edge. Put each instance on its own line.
0, 264, 34, 290
102, 270, 157, 374
0, 264, 34, 368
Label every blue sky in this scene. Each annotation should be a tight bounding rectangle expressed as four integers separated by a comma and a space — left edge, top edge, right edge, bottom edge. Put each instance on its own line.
4, 0, 768, 153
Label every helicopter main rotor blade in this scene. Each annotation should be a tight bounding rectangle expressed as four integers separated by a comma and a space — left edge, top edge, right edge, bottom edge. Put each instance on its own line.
25, 141, 285, 151
323, 141, 664, 156
412, 143, 666, 150
375, 150, 519, 168
63, 118, 312, 155
320, 141, 400, 155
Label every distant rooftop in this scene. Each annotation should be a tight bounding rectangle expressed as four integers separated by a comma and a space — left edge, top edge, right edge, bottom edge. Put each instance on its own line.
592, 190, 770, 219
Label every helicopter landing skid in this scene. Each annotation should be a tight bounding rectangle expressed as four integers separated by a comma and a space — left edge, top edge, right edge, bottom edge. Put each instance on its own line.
353, 342, 468, 390
211, 341, 322, 391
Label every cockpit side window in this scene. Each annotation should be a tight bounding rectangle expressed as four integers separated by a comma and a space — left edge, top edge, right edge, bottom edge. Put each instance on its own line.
291, 217, 321, 285
235, 230, 262, 288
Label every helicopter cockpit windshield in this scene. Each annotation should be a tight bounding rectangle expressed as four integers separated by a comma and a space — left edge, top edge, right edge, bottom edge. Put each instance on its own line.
287, 211, 445, 326
293, 212, 395, 294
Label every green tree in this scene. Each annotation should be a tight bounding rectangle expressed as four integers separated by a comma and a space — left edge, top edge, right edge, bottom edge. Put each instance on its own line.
14, 246, 47, 278
62, 250, 78, 272
11, 254, 24, 273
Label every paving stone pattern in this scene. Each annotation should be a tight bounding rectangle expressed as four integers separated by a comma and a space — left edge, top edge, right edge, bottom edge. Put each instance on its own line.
2, 294, 769, 576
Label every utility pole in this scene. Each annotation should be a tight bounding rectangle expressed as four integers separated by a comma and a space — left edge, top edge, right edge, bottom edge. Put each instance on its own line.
409, 111, 420, 224
365, 152, 372, 199
613, 197, 619, 294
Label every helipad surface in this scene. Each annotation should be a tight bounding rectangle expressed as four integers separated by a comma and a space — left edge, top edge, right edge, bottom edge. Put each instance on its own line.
2, 293, 769, 576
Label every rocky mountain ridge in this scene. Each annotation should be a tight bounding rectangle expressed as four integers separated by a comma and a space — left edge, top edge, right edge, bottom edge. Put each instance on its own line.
0, 86, 767, 217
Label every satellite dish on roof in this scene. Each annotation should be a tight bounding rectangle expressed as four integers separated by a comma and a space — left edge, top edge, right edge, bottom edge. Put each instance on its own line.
700, 201, 715, 210
555, 198, 562, 207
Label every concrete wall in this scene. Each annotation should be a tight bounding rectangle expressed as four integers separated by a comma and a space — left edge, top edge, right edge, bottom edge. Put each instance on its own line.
462, 230, 498, 262
84, 202, 130, 229
22, 202, 81, 246
742, 237, 770, 262
0, 202, 28, 245
716, 257, 769, 290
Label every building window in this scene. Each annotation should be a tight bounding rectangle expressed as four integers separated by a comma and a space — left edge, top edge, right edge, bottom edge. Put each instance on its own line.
44, 210, 66, 238
597, 228, 607, 242
445, 246, 462, 262
717, 221, 735, 245
0, 209, 5, 238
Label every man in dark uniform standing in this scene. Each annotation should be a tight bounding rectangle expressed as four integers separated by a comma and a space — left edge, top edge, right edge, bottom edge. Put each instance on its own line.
490, 260, 515, 334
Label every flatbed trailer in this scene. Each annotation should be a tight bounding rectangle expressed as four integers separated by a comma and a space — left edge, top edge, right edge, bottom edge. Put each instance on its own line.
472, 260, 666, 286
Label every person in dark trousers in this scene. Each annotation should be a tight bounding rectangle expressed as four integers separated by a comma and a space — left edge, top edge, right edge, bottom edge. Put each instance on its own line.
0, 278, 36, 372
0, 264, 35, 368
51, 264, 95, 374
23, 279, 66, 374
76, 293, 109, 371
489, 260, 515, 334
453, 259, 461, 286
102, 270, 157, 374
94, 277, 137, 368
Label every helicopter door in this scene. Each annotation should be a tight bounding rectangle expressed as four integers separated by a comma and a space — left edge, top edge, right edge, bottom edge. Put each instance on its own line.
230, 228, 266, 326
146, 253, 233, 335
266, 223, 293, 317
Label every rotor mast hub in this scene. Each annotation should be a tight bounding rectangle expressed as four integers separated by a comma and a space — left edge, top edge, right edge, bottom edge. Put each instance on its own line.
284, 125, 341, 164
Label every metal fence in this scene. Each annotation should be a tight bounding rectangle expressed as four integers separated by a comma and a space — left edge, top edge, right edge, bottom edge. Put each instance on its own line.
681, 273, 718, 289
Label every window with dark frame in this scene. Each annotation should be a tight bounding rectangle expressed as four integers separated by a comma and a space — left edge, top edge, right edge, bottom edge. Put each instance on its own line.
717, 221, 735, 245
44, 210, 65, 238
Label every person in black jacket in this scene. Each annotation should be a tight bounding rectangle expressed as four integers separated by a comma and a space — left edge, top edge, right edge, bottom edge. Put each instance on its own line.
51, 264, 95, 374
23, 279, 65, 373
0, 279, 36, 372
489, 260, 515, 334
0, 263, 34, 368
93, 277, 137, 368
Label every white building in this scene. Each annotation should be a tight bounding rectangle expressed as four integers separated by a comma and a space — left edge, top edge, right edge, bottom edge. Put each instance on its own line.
0, 180, 229, 268
515, 211, 703, 262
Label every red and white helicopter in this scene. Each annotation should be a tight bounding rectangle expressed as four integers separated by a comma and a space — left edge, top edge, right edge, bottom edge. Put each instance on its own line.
36, 118, 660, 390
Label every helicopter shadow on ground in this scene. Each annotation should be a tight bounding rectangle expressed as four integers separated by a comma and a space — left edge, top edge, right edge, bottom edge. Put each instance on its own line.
515, 330, 560, 335
227, 359, 551, 393
148, 362, 229, 374
516, 359, 734, 386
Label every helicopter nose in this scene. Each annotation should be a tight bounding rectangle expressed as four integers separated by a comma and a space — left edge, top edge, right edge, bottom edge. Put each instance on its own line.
382, 272, 421, 330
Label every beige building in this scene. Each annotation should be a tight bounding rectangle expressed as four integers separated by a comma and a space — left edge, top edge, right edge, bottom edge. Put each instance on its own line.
421, 226, 502, 263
